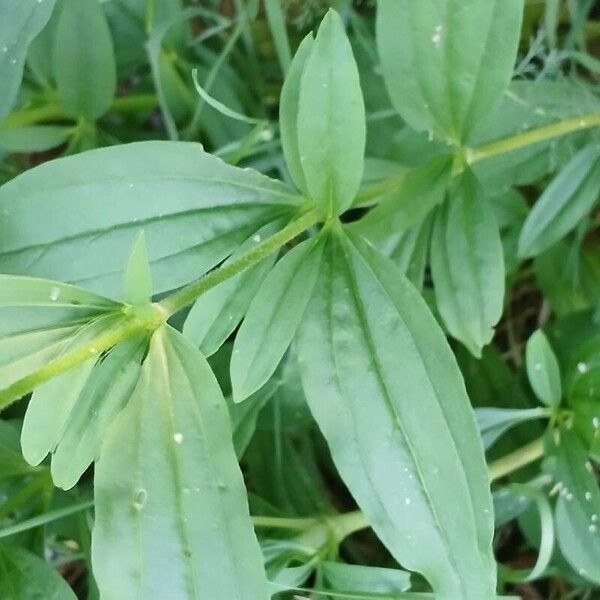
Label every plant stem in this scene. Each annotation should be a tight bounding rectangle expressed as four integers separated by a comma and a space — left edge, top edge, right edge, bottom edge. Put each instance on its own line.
467, 112, 600, 164
252, 515, 317, 530
488, 437, 546, 482
354, 112, 600, 204
158, 207, 320, 317
0, 316, 148, 411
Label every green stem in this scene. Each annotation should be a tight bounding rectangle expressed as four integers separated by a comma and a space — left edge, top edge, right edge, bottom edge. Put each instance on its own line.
0, 315, 148, 411
488, 437, 546, 482
252, 515, 317, 530
467, 112, 600, 164
158, 207, 320, 317
355, 112, 600, 205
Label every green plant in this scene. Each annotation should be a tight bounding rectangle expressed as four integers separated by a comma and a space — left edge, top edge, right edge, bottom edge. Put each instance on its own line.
0, 0, 599, 599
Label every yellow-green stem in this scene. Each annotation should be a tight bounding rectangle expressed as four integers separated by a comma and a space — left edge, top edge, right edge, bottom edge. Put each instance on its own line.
158, 207, 320, 317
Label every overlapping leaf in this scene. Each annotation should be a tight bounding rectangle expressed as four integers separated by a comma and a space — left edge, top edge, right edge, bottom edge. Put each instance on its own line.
0, 142, 302, 298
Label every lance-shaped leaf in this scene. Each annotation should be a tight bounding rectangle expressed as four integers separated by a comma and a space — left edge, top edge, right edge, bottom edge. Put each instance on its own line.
518, 144, 600, 258
279, 33, 313, 194
553, 430, 600, 584
0, 0, 56, 120
93, 326, 269, 599
296, 229, 496, 600
0, 142, 302, 298
476, 407, 550, 450
377, 0, 524, 143
53, 0, 116, 120
431, 171, 505, 357
0, 543, 76, 600
525, 330, 562, 408
0, 276, 121, 395
297, 9, 366, 216
183, 221, 283, 357
230, 236, 325, 402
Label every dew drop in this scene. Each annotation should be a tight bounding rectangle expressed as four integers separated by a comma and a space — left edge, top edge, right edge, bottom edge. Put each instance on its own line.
586, 492, 593, 501
173, 432, 184, 444
1, 46, 7, 53
252, 234, 261, 243
579, 568, 587, 576
133, 488, 147, 509
578, 362, 589, 374
589, 524, 598, 534
534, 363, 542, 371
592, 514, 598, 522
566, 493, 574, 502
404, 498, 411, 506
10, 58, 16, 65
49, 287, 60, 301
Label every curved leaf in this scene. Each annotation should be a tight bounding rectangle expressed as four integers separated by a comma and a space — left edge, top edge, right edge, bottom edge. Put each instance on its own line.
518, 144, 600, 258
0, 0, 56, 120
297, 9, 366, 216
0, 142, 301, 298
430, 171, 505, 357
53, 0, 116, 120
92, 326, 269, 599
296, 228, 496, 600
377, 0, 523, 143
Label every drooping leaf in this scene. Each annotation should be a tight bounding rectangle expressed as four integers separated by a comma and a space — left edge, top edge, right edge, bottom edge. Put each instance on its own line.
183, 221, 283, 357
297, 9, 366, 216
93, 326, 269, 599
0, 142, 302, 298
279, 33, 313, 194
376, 0, 524, 143
297, 228, 496, 600
53, 0, 117, 120
476, 407, 550, 450
0, 543, 76, 600
525, 330, 562, 408
518, 144, 600, 258
50, 337, 146, 489
0, 0, 56, 120
352, 156, 452, 245
231, 235, 325, 402
430, 170, 505, 357
553, 430, 600, 584
20, 313, 124, 466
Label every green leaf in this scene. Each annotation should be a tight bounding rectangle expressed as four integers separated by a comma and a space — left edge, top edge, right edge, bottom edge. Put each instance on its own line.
297, 9, 366, 216
92, 326, 269, 599
0, 126, 72, 153
376, 0, 524, 143
476, 407, 550, 450
0, 0, 56, 120
297, 228, 496, 600
279, 33, 313, 194
0, 543, 76, 600
50, 337, 145, 489
430, 171, 505, 357
352, 156, 452, 244
53, 0, 117, 120
322, 561, 411, 594
525, 330, 562, 408
518, 144, 600, 258
553, 430, 600, 584
124, 232, 153, 308
0, 142, 301, 298
183, 221, 282, 357
231, 235, 325, 402
20, 313, 123, 466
